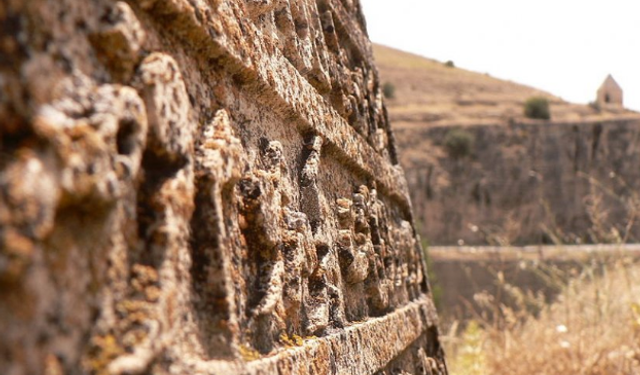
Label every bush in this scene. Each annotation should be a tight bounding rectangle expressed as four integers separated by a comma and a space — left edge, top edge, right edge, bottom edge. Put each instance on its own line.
382, 82, 395, 99
524, 96, 551, 120
444, 128, 474, 159
445, 60, 455, 68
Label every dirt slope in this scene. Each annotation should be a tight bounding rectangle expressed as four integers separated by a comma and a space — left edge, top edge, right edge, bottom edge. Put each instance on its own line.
373, 44, 635, 128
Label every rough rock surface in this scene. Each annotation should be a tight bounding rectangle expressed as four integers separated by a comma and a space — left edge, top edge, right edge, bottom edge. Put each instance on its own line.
398, 118, 640, 245
0, 1, 446, 374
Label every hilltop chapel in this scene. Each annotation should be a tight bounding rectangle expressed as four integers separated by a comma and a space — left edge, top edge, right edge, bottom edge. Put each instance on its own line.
597, 74, 623, 108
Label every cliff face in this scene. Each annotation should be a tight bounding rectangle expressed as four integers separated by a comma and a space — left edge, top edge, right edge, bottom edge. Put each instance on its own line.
0, 1, 445, 374
372, 44, 640, 247
397, 118, 640, 245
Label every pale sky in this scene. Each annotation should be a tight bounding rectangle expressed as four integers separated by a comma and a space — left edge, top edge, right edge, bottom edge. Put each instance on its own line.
360, 0, 640, 111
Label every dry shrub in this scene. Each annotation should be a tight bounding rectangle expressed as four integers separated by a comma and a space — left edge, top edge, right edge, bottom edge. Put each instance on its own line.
444, 129, 474, 160
524, 96, 551, 120
382, 82, 396, 99
445, 255, 640, 375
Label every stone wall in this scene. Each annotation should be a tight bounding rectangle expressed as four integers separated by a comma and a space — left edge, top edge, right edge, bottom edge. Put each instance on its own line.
397, 117, 640, 245
0, 1, 445, 374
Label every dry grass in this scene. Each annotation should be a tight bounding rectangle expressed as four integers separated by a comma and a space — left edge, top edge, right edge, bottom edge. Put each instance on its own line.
373, 44, 638, 128
443, 256, 640, 375
374, 43, 640, 177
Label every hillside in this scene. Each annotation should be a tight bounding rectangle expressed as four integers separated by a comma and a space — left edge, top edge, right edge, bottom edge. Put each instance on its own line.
374, 44, 640, 246
373, 44, 637, 129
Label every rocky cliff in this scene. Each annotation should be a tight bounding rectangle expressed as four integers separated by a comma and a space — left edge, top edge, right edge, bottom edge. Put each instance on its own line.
398, 118, 640, 245
0, 1, 445, 374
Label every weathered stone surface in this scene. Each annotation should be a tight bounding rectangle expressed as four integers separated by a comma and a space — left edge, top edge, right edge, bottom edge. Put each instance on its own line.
0, 1, 445, 374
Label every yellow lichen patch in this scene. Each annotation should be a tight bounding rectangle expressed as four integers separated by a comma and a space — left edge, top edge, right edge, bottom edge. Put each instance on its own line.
239, 344, 261, 361
632, 303, 640, 331
83, 334, 124, 375
279, 332, 310, 347
291, 334, 304, 346
278, 332, 294, 347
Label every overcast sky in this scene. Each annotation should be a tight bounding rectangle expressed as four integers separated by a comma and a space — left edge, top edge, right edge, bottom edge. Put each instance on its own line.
360, 0, 640, 111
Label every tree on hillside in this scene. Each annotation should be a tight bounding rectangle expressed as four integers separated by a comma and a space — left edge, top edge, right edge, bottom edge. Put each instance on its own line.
382, 82, 395, 99
524, 97, 551, 120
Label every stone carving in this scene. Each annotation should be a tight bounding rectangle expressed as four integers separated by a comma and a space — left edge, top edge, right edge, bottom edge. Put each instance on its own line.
0, 0, 446, 374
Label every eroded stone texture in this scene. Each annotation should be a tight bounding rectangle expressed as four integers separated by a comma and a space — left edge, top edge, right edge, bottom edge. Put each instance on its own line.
0, 0, 446, 374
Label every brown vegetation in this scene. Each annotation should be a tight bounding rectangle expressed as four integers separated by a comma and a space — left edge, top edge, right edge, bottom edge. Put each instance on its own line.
443, 255, 640, 374
373, 44, 636, 128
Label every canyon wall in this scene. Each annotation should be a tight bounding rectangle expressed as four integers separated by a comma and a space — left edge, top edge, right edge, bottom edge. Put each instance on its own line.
0, 1, 446, 374
397, 117, 640, 245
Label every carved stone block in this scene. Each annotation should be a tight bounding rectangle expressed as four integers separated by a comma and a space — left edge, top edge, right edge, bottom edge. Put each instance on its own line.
0, 1, 446, 374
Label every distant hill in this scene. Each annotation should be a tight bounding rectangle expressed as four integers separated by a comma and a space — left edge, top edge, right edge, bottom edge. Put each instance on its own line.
374, 44, 640, 246
373, 44, 635, 129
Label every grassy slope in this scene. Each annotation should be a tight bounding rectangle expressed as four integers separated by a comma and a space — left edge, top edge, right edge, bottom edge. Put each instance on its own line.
373, 44, 636, 128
